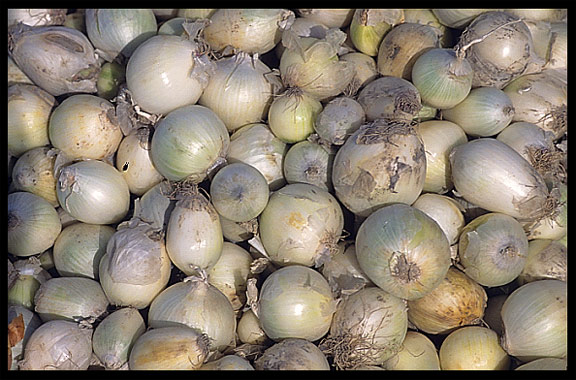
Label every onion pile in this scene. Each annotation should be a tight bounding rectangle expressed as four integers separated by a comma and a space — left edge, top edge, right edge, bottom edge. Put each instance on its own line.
7, 8, 567, 372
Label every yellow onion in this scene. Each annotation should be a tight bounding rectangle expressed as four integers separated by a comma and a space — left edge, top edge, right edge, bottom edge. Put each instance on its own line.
258, 183, 344, 267
313, 96, 366, 146
357, 76, 422, 122
355, 203, 451, 301
320, 243, 374, 296
19, 320, 93, 370
321, 287, 408, 369
515, 357, 567, 370
147, 275, 237, 352
407, 267, 487, 335
500, 279, 567, 361
11, 146, 58, 206
254, 338, 330, 370
8, 305, 42, 370
200, 355, 255, 370
257, 265, 337, 342
412, 193, 465, 246
383, 331, 441, 370
377, 22, 442, 80
8, 84, 55, 157
92, 307, 146, 370
349, 9, 403, 56
99, 219, 171, 309
297, 8, 354, 28
516, 239, 566, 285
458, 212, 528, 287
283, 140, 334, 191
332, 118, 427, 217
439, 326, 510, 370
128, 326, 210, 370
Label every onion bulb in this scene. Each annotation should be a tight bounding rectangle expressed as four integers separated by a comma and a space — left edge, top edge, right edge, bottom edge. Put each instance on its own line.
297, 9, 354, 28
254, 338, 330, 370
8, 305, 42, 370
200, 355, 255, 370
355, 203, 451, 301
412, 193, 465, 246
500, 279, 567, 361
357, 76, 422, 122
383, 331, 441, 370
314, 96, 366, 146
516, 239, 566, 285
332, 118, 427, 217
515, 357, 567, 370
339, 52, 378, 94
432, 9, 489, 29
283, 140, 334, 191
237, 309, 268, 346
132, 181, 176, 231
349, 9, 403, 57
11, 146, 58, 206
321, 243, 374, 296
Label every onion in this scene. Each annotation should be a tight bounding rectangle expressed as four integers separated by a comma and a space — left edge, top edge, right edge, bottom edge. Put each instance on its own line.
349, 9, 403, 56
8, 24, 100, 96
355, 203, 451, 301
382, 331, 441, 370
455, 11, 544, 89
148, 275, 237, 352
85, 9, 157, 62
439, 326, 510, 370
8, 9, 67, 27
377, 23, 442, 80
321, 287, 408, 369
283, 140, 334, 191
268, 87, 323, 144
19, 320, 93, 370
157, 17, 188, 36
258, 183, 344, 267
332, 118, 427, 217
8, 257, 52, 310
297, 9, 354, 28
8, 305, 42, 370
49, 94, 123, 161
132, 180, 175, 231
525, 183, 567, 240
545, 22, 567, 70
126, 31, 215, 115
237, 309, 268, 346
128, 326, 210, 370
97, 62, 125, 100
56, 160, 130, 225
210, 162, 270, 223
321, 243, 374, 296
403, 9, 452, 46
204, 9, 295, 55
53, 222, 115, 279
11, 146, 58, 206
8, 56, 34, 86
254, 338, 330, 370
256, 265, 337, 342
357, 76, 422, 122
516, 239, 566, 285
441, 87, 515, 137
412, 193, 465, 246
200, 355, 254, 370
177, 9, 216, 19
199, 52, 280, 132
313, 96, 365, 146
150, 104, 229, 182
515, 357, 567, 370
219, 215, 257, 244
432, 9, 489, 29
8, 192, 61, 258
165, 186, 223, 274
339, 52, 378, 94
450, 138, 553, 222
34, 276, 109, 324
500, 279, 567, 361
92, 307, 146, 370
227, 123, 288, 190
8, 84, 55, 157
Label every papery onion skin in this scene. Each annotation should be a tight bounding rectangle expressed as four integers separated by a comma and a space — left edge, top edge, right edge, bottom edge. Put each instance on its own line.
254, 338, 330, 370
516, 240, 566, 285
8, 9, 67, 27
297, 9, 355, 28
11, 146, 58, 206
355, 203, 451, 301
8, 305, 42, 370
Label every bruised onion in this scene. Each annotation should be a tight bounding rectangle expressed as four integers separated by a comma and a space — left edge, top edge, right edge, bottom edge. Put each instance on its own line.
313, 96, 366, 146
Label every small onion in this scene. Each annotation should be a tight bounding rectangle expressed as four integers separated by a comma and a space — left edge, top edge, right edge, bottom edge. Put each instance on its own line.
92, 307, 146, 370
49, 94, 123, 161
8, 258, 52, 310
382, 331, 441, 370
227, 123, 288, 190
439, 326, 510, 370
148, 275, 237, 352
8, 24, 100, 96
500, 279, 567, 361
200, 355, 255, 370
441, 87, 515, 137
268, 87, 323, 144
165, 188, 223, 274
150, 104, 229, 182
515, 357, 567, 370
210, 162, 270, 223
219, 215, 257, 243
53, 222, 115, 279
96, 62, 125, 100
19, 320, 93, 370
355, 203, 451, 301
199, 52, 279, 132
516, 239, 566, 285
321, 287, 408, 369
204, 9, 295, 55
377, 23, 442, 80
313, 96, 366, 146
254, 338, 330, 370
85, 9, 157, 62
407, 267, 487, 335
34, 276, 109, 324
357, 76, 422, 122
8, 84, 55, 157
283, 140, 334, 191
258, 183, 344, 267
237, 309, 268, 345
115, 127, 163, 196
257, 265, 337, 342
332, 118, 427, 217
349, 9, 403, 57
412, 193, 465, 246
8, 305, 43, 370
126, 32, 215, 115
321, 243, 374, 296
8, 192, 61, 258
11, 146, 58, 206
157, 17, 188, 36
56, 160, 130, 225
128, 326, 210, 370
297, 8, 354, 28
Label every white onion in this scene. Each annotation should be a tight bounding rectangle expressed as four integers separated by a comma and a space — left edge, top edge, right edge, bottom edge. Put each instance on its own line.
297, 8, 354, 28
357, 76, 422, 122
56, 160, 130, 225
237, 309, 268, 346
321, 243, 374, 296
412, 193, 465, 245
11, 146, 58, 206
403, 9, 452, 46
517, 239, 566, 285
525, 183, 567, 240
254, 338, 330, 370
339, 52, 378, 94
8, 56, 34, 86
432, 9, 489, 29
314, 96, 365, 146
8, 305, 42, 370
150, 104, 229, 182
383, 331, 441, 370
515, 357, 567, 370
200, 355, 254, 370
132, 180, 175, 231
177, 9, 216, 19
49, 94, 123, 161
283, 140, 334, 191
8, 192, 61, 258
8, 257, 52, 310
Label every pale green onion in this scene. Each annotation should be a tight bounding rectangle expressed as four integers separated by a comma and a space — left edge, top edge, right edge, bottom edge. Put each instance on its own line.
349, 9, 403, 56
412, 193, 465, 246
283, 140, 334, 191
383, 331, 441, 370
11, 146, 58, 206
